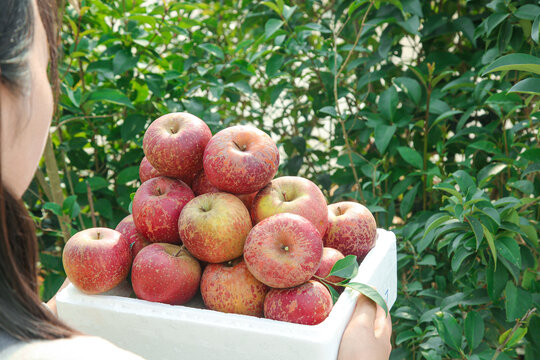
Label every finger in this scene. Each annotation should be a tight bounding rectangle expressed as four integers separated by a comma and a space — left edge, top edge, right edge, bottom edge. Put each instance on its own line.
373, 302, 392, 339
351, 294, 377, 329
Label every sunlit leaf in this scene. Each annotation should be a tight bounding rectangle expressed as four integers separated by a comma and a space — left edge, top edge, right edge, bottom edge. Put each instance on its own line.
328, 255, 359, 279
482, 53, 540, 75
346, 283, 389, 316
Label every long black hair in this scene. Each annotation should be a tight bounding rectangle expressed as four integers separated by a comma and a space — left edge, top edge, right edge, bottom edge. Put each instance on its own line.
0, 0, 75, 341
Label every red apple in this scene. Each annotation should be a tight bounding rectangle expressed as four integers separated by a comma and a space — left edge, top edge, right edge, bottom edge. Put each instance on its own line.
131, 233, 152, 258
139, 156, 160, 183
243, 213, 323, 288
177, 171, 197, 188
251, 176, 328, 236
236, 192, 257, 212
179, 193, 252, 263
203, 125, 279, 194
200, 258, 269, 317
192, 163, 260, 209
62, 228, 132, 294
114, 214, 138, 248
143, 112, 212, 179
324, 202, 377, 261
131, 244, 201, 305
313, 247, 346, 292
132, 176, 195, 244
191, 170, 219, 196
191, 171, 257, 210
115, 214, 152, 258
264, 280, 333, 325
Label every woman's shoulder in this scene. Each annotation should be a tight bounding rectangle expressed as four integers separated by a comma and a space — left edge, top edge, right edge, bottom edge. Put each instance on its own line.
0, 335, 145, 360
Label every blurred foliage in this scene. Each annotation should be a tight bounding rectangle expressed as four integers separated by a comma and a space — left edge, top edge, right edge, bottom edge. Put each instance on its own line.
27, 0, 539, 358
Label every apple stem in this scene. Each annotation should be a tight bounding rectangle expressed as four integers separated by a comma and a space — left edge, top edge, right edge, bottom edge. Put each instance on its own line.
313, 274, 339, 286
174, 248, 183, 257
337, 206, 343, 215
96, 231, 101, 240
281, 245, 289, 252
313, 274, 329, 281
233, 141, 246, 151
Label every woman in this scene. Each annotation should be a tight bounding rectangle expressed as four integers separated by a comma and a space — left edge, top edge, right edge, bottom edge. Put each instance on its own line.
0, 0, 392, 359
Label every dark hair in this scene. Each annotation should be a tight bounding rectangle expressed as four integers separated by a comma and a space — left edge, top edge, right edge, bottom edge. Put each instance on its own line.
0, 0, 33, 93
0, 0, 75, 341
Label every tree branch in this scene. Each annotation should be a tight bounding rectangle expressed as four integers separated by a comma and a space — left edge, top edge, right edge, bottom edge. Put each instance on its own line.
332, 1, 373, 203
43, 135, 71, 242
492, 308, 536, 360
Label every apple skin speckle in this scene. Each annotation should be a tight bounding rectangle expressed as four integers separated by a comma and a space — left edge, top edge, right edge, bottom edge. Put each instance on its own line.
192, 170, 220, 196
312, 247, 346, 293
63, 228, 132, 295
251, 176, 329, 236
203, 125, 279, 195
139, 156, 161, 183
201, 259, 269, 317
131, 243, 201, 305
143, 112, 212, 179
115, 214, 151, 258
132, 176, 195, 244
264, 281, 333, 325
244, 213, 323, 289
179, 193, 252, 263
324, 202, 377, 262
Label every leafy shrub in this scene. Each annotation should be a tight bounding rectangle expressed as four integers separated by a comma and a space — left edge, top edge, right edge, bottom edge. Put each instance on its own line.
28, 0, 539, 358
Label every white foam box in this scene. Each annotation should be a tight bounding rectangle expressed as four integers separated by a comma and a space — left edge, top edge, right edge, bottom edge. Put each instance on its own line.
57, 229, 397, 360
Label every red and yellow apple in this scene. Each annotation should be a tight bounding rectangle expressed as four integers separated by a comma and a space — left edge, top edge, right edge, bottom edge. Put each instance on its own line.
200, 258, 269, 317
243, 213, 323, 288
143, 112, 212, 179
203, 125, 279, 194
131, 233, 152, 258
236, 192, 257, 212
131, 244, 201, 305
132, 176, 194, 244
251, 176, 328, 236
264, 280, 333, 325
139, 156, 161, 183
191, 170, 219, 196
114, 214, 152, 258
114, 214, 139, 248
177, 171, 197, 188
62, 228, 132, 294
324, 202, 377, 261
178, 193, 252, 263
313, 247, 346, 292
191, 171, 258, 209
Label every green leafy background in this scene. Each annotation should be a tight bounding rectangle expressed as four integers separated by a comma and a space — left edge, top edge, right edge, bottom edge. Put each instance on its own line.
29, 0, 539, 358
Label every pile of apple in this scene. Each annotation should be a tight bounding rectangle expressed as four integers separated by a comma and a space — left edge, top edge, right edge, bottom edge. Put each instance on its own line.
62, 112, 377, 326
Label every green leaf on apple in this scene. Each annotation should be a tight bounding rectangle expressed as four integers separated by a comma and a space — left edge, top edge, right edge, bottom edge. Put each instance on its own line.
328, 255, 359, 278
320, 256, 389, 315
322, 282, 341, 304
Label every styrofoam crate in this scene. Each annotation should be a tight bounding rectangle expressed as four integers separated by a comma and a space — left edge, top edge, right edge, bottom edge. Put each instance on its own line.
57, 229, 397, 360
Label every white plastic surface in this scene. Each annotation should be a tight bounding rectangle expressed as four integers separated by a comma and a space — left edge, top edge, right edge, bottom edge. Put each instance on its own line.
57, 229, 397, 360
